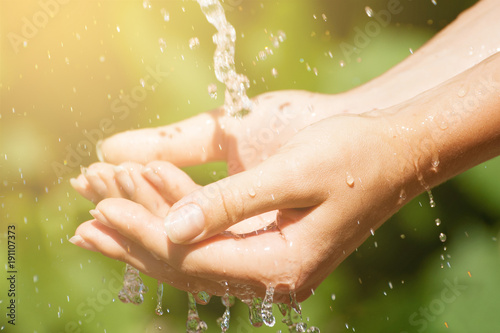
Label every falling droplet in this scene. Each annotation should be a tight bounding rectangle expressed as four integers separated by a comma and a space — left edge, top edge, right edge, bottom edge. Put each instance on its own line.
439, 233, 447, 242
189, 37, 200, 50
243, 298, 263, 327
158, 38, 167, 53
346, 172, 355, 187
261, 286, 276, 327
431, 0, 437, 5
307, 327, 321, 333
435, 218, 441, 226
218, 294, 235, 332
370, 228, 375, 236
186, 292, 208, 333
118, 264, 148, 304
155, 282, 164, 316
207, 83, 217, 99
143, 0, 152, 9
271, 68, 278, 78
427, 190, 436, 208
160, 8, 170, 22
365, 6, 374, 17
277, 303, 294, 330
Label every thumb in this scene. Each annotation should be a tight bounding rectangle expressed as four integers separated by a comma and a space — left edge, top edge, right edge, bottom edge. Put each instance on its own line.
163, 153, 326, 244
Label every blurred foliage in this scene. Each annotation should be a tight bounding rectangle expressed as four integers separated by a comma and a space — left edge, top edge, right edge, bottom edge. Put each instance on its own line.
1, 0, 499, 332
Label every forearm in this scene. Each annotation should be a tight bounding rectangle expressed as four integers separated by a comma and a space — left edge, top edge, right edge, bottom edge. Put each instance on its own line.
344, 0, 500, 113
390, 51, 500, 202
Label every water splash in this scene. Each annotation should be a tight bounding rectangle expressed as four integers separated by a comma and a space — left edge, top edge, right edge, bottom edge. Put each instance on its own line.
155, 282, 164, 316
217, 294, 235, 332
186, 292, 208, 333
277, 303, 294, 330
261, 286, 276, 327
118, 264, 148, 304
196, 0, 252, 117
244, 297, 264, 327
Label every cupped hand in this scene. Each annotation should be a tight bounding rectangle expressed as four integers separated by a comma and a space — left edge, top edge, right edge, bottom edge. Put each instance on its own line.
71, 95, 414, 302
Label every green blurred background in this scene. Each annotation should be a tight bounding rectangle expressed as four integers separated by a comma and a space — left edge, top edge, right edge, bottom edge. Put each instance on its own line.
1, 0, 499, 332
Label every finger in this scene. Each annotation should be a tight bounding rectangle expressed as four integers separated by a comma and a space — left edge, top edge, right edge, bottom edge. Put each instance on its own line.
100, 109, 226, 166
114, 162, 170, 217
71, 219, 285, 299
70, 174, 100, 203
86, 198, 296, 300
142, 161, 200, 204
78, 163, 126, 201
163, 148, 328, 244
71, 220, 222, 294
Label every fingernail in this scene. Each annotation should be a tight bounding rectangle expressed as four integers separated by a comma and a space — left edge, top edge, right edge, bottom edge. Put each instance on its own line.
89, 209, 113, 228
83, 168, 107, 195
164, 204, 205, 244
142, 167, 163, 189
69, 235, 99, 252
69, 177, 83, 189
96, 139, 104, 162
114, 166, 135, 196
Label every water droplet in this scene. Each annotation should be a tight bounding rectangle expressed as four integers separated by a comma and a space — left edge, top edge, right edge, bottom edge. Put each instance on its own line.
143, 0, 152, 9
258, 50, 267, 61
427, 190, 436, 208
207, 83, 217, 99
439, 233, 447, 242
365, 6, 374, 17
189, 37, 200, 50
435, 218, 441, 226
431, 0, 437, 5
197, 291, 211, 305
261, 286, 275, 327
307, 327, 321, 333
271, 68, 278, 78
346, 172, 355, 187
118, 264, 148, 304
158, 38, 167, 53
160, 8, 170, 22
331, 294, 336, 301
370, 228, 375, 236
457, 86, 468, 97
248, 187, 256, 198
339, 60, 345, 67
155, 282, 164, 316
296, 322, 307, 332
